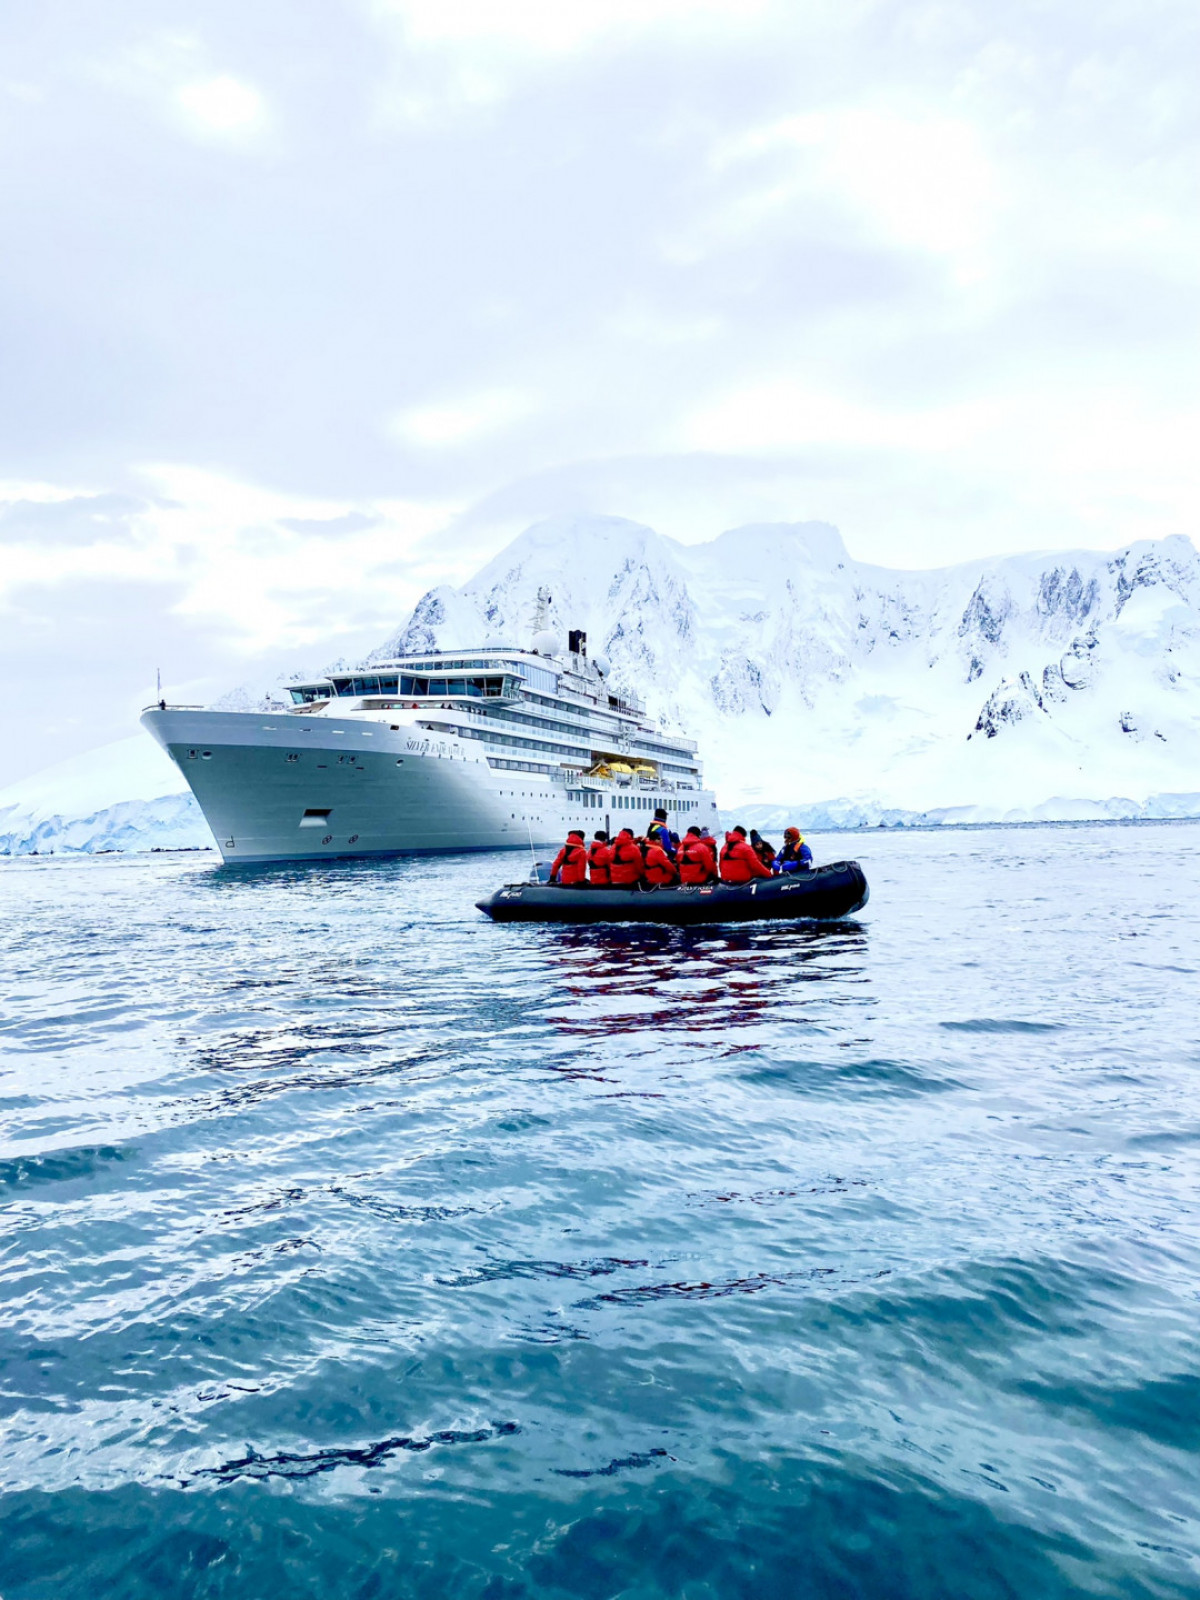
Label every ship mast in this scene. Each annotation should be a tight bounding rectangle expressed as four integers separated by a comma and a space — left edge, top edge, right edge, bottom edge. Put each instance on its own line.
531, 585, 552, 636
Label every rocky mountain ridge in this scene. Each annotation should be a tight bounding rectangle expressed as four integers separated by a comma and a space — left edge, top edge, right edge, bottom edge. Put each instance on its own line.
370, 516, 1200, 817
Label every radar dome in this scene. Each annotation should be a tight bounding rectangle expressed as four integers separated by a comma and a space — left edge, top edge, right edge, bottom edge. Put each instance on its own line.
592, 653, 610, 676
531, 629, 563, 657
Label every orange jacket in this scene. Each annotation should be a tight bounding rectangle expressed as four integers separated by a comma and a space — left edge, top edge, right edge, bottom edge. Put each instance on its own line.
587, 841, 613, 885
609, 831, 644, 886
677, 836, 717, 884
550, 837, 588, 885
718, 834, 772, 884
644, 843, 679, 885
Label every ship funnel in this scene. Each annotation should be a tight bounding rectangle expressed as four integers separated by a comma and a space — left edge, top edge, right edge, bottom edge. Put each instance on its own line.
568, 628, 587, 657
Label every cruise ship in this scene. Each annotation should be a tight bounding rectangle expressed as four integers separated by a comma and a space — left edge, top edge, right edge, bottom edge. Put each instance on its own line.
142, 625, 719, 864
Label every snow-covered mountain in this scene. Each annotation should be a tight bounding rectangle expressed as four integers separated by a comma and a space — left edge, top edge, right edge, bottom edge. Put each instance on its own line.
374, 515, 1200, 822
3, 515, 1198, 854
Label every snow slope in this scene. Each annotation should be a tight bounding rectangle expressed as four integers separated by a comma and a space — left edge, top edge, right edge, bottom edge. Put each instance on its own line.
4, 515, 1198, 853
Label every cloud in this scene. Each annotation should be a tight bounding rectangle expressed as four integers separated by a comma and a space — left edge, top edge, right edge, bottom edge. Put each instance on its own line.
388, 389, 536, 449
709, 107, 1001, 273
677, 381, 1002, 456
277, 511, 381, 537
0, 491, 149, 546
175, 74, 267, 140
86, 34, 269, 146
372, 0, 771, 56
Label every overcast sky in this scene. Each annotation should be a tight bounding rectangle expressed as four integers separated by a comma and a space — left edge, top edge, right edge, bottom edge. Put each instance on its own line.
2, 0, 1197, 784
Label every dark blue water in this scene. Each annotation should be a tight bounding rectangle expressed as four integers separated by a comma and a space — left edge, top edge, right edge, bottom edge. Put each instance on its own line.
1, 823, 1198, 1599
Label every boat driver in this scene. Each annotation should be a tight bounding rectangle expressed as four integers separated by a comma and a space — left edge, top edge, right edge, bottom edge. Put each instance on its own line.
775, 827, 813, 872
646, 808, 677, 860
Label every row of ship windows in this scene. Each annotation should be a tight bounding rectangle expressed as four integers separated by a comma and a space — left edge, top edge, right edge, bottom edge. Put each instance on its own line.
513, 691, 688, 758
565, 791, 700, 812
490, 707, 606, 743
301, 674, 512, 702
432, 717, 693, 776
428, 722, 583, 761
487, 709, 688, 765
496, 693, 643, 739
617, 793, 697, 812
312, 661, 562, 698
488, 758, 559, 776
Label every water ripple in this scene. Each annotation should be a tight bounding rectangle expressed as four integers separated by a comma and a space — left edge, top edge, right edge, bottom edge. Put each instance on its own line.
1, 830, 1198, 1599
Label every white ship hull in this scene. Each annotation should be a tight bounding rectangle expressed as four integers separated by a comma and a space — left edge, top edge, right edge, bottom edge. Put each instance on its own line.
143, 707, 719, 865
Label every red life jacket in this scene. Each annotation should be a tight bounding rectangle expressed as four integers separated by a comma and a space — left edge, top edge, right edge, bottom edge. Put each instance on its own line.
587, 841, 613, 885
644, 843, 678, 885
718, 834, 772, 884
550, 837, 588, 886
678, 836, 716, 884
609, 832, 644, 886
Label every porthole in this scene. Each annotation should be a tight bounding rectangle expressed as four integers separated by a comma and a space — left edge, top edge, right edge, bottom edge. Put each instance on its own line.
348, 833, 359, 844
201, 751, 213, 759
321, 834, 333, 844
286, 753, 299, 764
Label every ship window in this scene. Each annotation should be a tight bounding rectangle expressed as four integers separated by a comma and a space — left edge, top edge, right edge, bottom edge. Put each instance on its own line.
427, 678, 448, 696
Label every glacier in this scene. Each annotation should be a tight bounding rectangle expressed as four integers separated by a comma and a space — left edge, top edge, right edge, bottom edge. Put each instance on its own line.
0, 736, 211, 857
3, 515, 1199, 855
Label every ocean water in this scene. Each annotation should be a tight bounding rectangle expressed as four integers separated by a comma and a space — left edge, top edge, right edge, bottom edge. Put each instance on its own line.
1, 822, 1198, 1600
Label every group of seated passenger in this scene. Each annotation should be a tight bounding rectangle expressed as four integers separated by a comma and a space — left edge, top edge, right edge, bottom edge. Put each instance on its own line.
548, 809, 814, 888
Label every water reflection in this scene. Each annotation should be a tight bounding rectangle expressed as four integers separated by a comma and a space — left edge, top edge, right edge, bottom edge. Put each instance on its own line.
538, 920, 869, 1039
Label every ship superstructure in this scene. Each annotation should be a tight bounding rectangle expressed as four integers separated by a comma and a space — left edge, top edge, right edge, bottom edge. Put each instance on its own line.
142, 629, 719, 863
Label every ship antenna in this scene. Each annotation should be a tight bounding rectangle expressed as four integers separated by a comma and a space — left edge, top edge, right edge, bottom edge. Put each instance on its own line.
526, 819, 539, 881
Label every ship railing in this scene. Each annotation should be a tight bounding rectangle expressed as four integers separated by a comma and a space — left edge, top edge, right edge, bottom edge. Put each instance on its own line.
576, 776, 698, 795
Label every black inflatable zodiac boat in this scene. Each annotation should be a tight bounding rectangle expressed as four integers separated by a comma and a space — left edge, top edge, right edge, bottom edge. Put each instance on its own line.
476, 861, 869, 925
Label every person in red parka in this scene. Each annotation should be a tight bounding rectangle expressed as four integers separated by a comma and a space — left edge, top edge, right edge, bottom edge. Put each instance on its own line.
644, 837, 679, 885
608, 828, 645, 886
587, 831, 613, 885
719, 826, 772, 884
677, 826, 717, 884
549, 829, 588, 885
